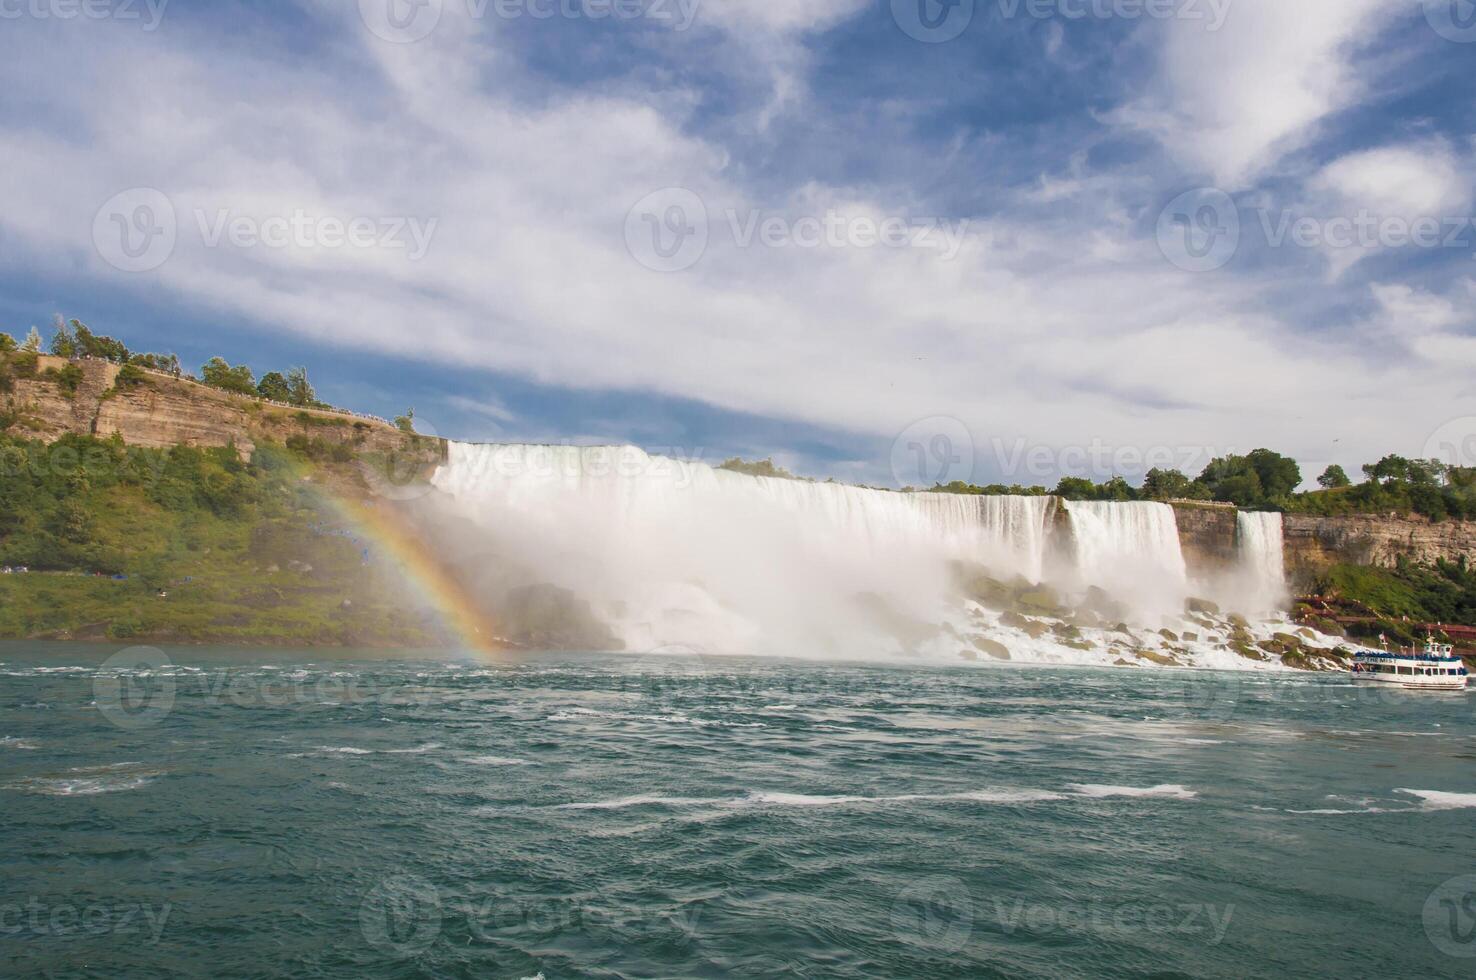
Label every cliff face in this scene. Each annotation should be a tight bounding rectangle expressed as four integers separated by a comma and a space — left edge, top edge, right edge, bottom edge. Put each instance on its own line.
1282, 513, 1476, 589
1170, 502, 1238, 574
5, 357, 432, 460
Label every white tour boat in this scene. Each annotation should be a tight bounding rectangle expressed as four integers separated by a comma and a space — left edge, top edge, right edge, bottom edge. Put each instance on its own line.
1351, 637, 1469, 691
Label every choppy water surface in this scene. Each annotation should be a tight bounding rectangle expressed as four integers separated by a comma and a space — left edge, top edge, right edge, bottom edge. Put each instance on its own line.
2, 644, 1474, 978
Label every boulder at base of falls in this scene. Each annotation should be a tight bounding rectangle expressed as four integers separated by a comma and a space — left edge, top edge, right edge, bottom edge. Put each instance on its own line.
1186, 597, 1221, 616
971, 637, 1012, 661
1014, 585, 1067, 618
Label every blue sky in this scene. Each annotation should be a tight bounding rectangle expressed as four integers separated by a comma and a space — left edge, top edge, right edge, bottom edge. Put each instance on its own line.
0, 0, 1473, 488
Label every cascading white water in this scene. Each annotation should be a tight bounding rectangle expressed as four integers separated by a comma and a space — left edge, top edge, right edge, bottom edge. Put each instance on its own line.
1061, 500, 1190, 615
419, 443, 1320, 667
1236, 511, 1288, 613
428, 443, 1059, 654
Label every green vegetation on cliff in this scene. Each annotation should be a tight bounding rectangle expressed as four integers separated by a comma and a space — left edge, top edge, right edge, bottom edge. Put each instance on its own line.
0, 433, 445, 646
1307, 559, 1476, 648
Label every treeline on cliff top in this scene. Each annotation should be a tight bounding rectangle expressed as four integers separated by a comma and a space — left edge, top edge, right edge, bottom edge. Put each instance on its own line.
935, 449, 1476, 522
724, 447, 1475, 523
1, 317, 419, 432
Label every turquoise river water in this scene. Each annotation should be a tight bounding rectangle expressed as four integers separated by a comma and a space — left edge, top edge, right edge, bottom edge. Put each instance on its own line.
1, 643, 1473, 978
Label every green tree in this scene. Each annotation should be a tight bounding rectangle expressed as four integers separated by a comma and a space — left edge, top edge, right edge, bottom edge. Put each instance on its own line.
71, 321, 130, 363
256, 371, 291, 402
200, 357, 256, 395
1317, 464, 1351, 489
1052, 477, 1099, 500
1245, 448, 1301, 499
21, 327, 42, 353
0, 333, 15, 353
285, 366, 316, 406
49, 319, 76, 358
394, 408, 416, 434
1141, 468, 1210, 501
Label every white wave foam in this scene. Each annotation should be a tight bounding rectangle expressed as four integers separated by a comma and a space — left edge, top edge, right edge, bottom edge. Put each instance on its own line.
380, 743, 442, 754
463, 755, 536, 766
1397, 789, 1476, 811
0, 736, 38, 750
556, 795, 722, 810
555, 787, 1070, 811
317, 746, 373, 755
8, 764, 156, 796
1070, 784, 1198, 800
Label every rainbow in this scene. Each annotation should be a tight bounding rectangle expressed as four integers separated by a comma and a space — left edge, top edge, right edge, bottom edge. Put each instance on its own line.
328, 496, 504, 654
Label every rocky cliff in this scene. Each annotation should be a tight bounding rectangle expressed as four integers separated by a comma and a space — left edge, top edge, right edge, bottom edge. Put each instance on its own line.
1171, 497, 1476, 589
4, 356, 433, 460
1170, 502, 1239, 573
1282, 513, 1476, 589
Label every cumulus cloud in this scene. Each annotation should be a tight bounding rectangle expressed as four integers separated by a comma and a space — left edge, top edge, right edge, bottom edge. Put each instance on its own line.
0, 2, 1468, 488
1112, 0, 1406, 188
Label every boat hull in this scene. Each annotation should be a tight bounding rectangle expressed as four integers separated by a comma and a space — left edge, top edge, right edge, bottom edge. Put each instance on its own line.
1350, 673, 1468, 692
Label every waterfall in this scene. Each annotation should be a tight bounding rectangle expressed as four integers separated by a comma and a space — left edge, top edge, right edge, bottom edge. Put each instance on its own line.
428, 443, 1060, 653
1061, 501, 1189, 615
1236, 511, 1287, 613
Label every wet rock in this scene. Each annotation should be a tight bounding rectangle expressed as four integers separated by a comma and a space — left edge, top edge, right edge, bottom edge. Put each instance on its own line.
972, 637, 1012, 661
1186, 597, 1221, 616
1159, 629, 1179, 642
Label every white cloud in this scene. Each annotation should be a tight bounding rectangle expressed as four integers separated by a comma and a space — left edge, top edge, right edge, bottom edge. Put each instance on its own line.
1313, 141, 1471, 217
0, 9, 1469, 485
1113, 0, 1406, 189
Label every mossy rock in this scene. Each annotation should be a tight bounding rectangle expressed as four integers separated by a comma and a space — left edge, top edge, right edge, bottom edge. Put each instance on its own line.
1232, 641, 1269, 661
1228, 613, 1250, 629
1000, 610, 1030, 630
1082, 586, 1128, 622
1181, 632, 1199, 642
1312, 618, 1346, 638
972, 637, 1012, 661
1258, 640, 1286, 656
1064, 640, 1094, 651
1113, 658, 1136, 667
1137, 650, 1181, 667
1015, 586, 1066, 617
1159, 629, 1179, 642
1295, 628, 1317, 641
1280, 651, 1315, 671
1185, 597, 1220, 616
1021, 620, 1050, 640
1051, 622, 1083, 640
959, 571, 1013, 609
1272, 633, 1303, 650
